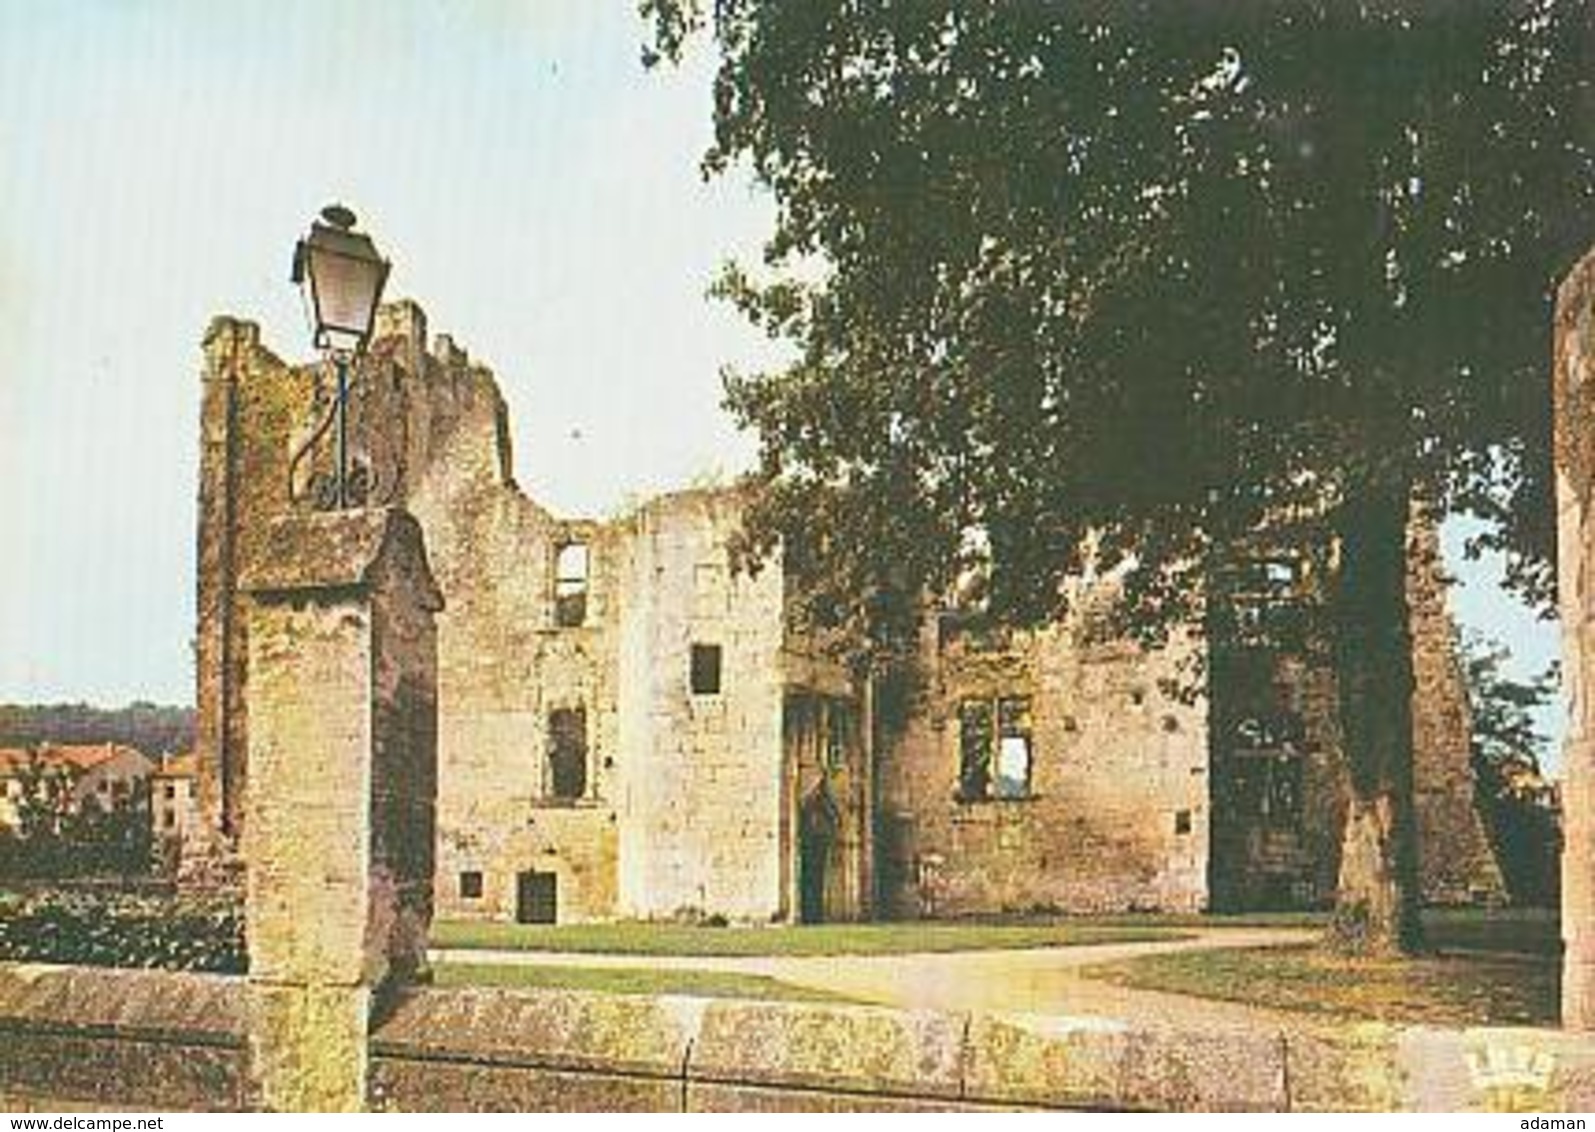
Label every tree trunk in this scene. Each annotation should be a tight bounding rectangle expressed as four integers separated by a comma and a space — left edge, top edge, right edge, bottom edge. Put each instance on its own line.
1325, 483, 1425, 955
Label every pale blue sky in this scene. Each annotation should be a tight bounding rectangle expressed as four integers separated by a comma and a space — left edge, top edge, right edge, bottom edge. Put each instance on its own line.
0, 2, 1566, 768
0, 2, 778, 705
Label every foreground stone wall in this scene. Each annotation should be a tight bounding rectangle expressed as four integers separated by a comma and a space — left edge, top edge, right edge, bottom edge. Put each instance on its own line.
6, 964, 1595, 1113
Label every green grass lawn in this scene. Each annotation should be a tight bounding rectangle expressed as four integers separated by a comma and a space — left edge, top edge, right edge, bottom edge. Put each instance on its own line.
1083, 943, 1557, 1028
1422, 906, 1560, 956
432, 961, 854, 1003
430, 919, 1193, 956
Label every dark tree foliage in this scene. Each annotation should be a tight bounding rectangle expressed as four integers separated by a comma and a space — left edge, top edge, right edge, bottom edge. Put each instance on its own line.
646, 2, 1595, 951
1463, 632, 1561, 905
0, 754, 154, 882
0, 702, 195, 758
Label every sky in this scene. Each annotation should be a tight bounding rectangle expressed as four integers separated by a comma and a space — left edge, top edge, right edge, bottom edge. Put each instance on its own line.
0, 2, 1566, 765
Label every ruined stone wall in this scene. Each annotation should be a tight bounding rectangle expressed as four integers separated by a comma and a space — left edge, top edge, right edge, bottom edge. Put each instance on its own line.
193, 318, 304, 856
16, 962, 1595, 1112
1208, 515, 1503, 911
615, 490, 788, 922
1407, 519, 1507, 904
194, 303, 621, 923
402, 370, 623, 926
877, 608, 1210, 918
1207, 650, 1346, 911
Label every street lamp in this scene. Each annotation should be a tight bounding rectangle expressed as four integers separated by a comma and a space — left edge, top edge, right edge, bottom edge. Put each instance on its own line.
290, 204, 390, 509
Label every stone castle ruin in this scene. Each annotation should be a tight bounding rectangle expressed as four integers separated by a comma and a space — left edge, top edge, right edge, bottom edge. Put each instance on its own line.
193, 299, 1502, 924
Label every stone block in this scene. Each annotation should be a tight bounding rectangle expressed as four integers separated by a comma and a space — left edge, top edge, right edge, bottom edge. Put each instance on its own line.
0, 964, 246, 1111
687, 999, 964, 1105
247, 982, 369, 1112
370, 1061, 679, 1112
965, 1011, 1288, 1111
372, 984, 695, 1080
0, 963, 244, 1042
1282, 1024, 1404, 1112
685, 1081, 984, 1112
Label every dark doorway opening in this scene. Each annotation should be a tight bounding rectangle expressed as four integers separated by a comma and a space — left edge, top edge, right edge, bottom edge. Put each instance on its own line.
799, 788, 840, 924
516, 870, 557, 924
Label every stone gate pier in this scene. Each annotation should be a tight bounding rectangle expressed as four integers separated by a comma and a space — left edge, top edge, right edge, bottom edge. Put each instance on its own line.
1557, 249, 1595, 1029
238, 507, 442, 1109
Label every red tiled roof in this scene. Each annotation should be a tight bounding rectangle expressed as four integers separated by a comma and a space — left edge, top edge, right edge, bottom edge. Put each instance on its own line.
0, 743, 138, 775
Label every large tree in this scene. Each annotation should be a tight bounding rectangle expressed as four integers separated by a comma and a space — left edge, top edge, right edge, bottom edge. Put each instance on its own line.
647, 1, 1594, 952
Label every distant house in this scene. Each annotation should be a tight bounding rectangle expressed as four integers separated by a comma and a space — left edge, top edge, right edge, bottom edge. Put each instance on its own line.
0, 743, 155, 831
149, 752, 199, 842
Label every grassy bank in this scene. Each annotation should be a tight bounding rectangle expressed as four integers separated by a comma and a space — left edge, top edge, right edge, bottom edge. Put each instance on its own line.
430, 918, 1193, 956
432, 961, 853, 1003
1083, 943, 1556, 1027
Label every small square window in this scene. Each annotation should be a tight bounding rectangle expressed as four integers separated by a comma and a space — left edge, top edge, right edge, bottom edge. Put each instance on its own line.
691, 643, 722, 695
459, 870, 484, 899
1175, 809, 1193, 836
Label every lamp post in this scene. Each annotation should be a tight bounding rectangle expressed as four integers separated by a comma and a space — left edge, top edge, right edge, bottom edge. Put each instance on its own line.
290, 204, 390, 510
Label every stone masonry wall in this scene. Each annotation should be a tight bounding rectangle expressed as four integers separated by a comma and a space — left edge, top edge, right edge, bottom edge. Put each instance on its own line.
1210, 515, 1504, 911
196, 300, 1491, 924
878, 607, 1210, 918
403, 376, 623, 926
1407, 517, 1506, 904
195, 304, 818, 926
13, 965, 1595, 1112
616, 489, 788, 922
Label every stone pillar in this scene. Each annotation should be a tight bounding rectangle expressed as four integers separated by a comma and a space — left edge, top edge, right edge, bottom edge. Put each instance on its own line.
239, 508, 442, 1109
1557, 249, 1595, 1028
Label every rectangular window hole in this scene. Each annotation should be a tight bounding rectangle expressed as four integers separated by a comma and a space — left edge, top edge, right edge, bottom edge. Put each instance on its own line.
691, 643, 723, 695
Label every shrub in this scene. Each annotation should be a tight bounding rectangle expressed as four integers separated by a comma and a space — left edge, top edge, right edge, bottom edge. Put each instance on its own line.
0, 887, 244, 973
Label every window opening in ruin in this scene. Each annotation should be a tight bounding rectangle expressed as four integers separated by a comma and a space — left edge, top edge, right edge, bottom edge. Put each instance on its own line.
691, 643, 723, 695
1175, 809, 1193, 835
1227, 713, 1306, 829
546, 707, 588, 800
554, 542, 589, 628
459, 870, 483, 899
1223, 555, 1306, 645
958, 696, 1033, 801
995, 697, 1033, 799
824, 700, 853, 773
958, 701, 992, 800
